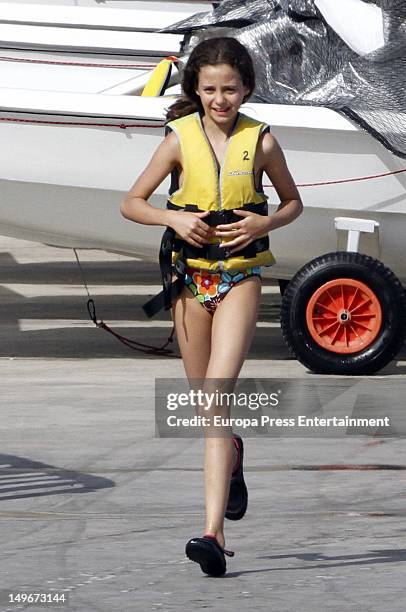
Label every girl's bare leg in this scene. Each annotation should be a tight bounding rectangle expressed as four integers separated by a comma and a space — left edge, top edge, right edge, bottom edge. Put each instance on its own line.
172, 286, 212, 380
172, 279, 260, 548
203, 277, 261, 548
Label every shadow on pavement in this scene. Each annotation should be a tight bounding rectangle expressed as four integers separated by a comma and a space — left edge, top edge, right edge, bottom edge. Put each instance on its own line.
225, 548, 406, 577
0, 454, 114, 501
0, 254, 288, 359
1, 251, 405, 364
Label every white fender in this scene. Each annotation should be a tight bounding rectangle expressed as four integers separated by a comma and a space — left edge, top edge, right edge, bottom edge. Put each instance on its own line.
315, 0, 385, 56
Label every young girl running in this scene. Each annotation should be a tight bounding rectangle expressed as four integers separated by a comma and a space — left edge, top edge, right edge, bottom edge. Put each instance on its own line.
121, 37, 302, 577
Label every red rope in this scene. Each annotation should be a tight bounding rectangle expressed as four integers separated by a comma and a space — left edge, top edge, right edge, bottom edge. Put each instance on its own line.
1, 114, 405, 185
264, 167, 406, 188
0, 55, 157, 69
0, 116, 164, 129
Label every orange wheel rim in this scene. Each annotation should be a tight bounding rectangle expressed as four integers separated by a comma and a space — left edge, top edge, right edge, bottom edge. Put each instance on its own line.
306, 279, 382, 354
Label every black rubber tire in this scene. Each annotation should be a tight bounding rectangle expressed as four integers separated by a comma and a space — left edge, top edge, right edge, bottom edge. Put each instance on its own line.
280, 252, 406, 375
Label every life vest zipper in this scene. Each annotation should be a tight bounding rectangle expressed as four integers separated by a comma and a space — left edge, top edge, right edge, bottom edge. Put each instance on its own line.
197, 112, 240, 269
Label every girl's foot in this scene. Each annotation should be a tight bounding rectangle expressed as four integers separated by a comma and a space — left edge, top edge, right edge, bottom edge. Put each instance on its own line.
225, 434, 248, 520
203, 530, 225, 548
185, 534, 234, 577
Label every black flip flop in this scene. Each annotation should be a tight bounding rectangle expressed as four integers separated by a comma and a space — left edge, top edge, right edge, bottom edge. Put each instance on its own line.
225, 434, 248, 520
185, 534, 235, 577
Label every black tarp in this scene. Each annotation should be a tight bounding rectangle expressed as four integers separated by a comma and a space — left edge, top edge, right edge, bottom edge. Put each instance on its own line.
162, 0, 406, 158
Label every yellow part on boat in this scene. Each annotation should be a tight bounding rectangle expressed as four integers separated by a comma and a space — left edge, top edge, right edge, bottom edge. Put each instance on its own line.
141, 58, 175, 97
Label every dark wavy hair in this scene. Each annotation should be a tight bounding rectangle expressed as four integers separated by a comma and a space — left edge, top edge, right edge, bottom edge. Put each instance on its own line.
166, 37, 255, 122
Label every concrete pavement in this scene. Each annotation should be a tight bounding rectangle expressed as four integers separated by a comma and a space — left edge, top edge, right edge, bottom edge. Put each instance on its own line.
0, 236, 405, 612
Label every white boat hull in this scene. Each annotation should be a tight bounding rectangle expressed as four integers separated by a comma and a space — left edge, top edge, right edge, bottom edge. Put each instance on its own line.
1, 1, 405, 282
1, 92, 405, 281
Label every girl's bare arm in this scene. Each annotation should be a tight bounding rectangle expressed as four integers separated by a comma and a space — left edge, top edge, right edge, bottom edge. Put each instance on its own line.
120, 130, 212, 246
120, 131, 179, 227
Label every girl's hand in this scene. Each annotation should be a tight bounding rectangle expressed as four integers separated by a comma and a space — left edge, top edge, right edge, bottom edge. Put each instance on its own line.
167, 210, 214, 248
215, 210, 270, 253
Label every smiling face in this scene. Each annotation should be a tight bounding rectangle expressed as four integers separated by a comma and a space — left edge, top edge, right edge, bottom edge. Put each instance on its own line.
195, 63, 250, 126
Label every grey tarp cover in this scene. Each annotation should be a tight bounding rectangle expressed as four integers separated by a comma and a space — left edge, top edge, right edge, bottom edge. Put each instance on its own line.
161, 0, 406, 158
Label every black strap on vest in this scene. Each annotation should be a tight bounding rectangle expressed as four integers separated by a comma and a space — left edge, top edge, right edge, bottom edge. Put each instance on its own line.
167, 201, 268, 224
179, 237, 269, 261
142, 227, 186, 318
142, 202, 269, 318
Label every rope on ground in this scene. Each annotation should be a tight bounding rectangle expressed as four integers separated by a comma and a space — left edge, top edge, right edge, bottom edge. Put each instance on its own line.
73, 248, 178, 357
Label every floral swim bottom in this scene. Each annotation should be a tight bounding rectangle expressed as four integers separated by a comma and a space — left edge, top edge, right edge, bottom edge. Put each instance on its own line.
184, 266, 261, 314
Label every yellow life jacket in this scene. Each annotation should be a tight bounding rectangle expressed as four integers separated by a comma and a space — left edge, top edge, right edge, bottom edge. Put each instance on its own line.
166, 111, 276, 271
